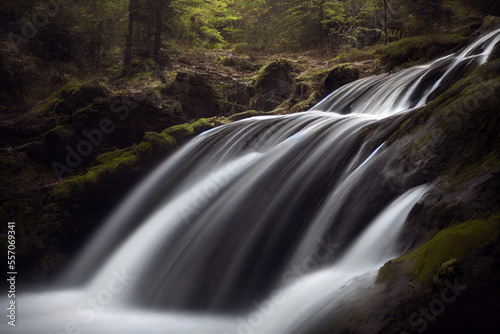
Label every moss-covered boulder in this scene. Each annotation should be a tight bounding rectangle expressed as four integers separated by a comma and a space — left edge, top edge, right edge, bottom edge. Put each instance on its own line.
280, 64, 360, 113
380, 34, 467, 71
309, 56, 500, 334
40, 89, 185, 171
357, 57, 500, 334
41, 80, 108, 117
321, 64, 360, 98
162, 117, 218, 144
51, 131, 176, 201
251, 59, 297, 111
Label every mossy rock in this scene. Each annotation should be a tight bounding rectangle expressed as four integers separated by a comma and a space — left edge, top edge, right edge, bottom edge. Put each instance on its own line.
162, 117, 217, 143
479, 16, 500, 33
51, 131, 177, 200
253, 59, 296, 90
320, 64, 360, 98
225, 110, 278, 122
377, 213, 500, 285
251, 59, 297, 111
379, 34, 467, 71
41, 80, 107, 116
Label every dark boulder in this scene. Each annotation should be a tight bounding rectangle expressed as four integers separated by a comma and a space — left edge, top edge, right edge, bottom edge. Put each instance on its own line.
165, 72, 220, 119
251, 59, 297, 111
320, 64, 360, 98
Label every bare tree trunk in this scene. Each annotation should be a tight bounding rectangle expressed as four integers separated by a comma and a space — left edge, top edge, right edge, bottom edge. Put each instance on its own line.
124, 0, 134, 66
318, 0, 326, 46
384, 0, 389, 45
153, 8, 162, 62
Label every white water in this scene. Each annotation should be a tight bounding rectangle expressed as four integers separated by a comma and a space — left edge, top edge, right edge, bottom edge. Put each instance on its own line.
257, 185, 429, 333
1, 29, 499, 334
0, 186, 428, 334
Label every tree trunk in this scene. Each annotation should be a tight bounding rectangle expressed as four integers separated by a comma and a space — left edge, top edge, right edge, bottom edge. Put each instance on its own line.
153, 7, 162, 62
384, 0, 389, 45
124, 0, 134, 66
318, 0, 326, 46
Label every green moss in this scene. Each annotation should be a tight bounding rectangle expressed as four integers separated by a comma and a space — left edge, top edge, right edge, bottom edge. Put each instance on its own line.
378, 214, 500, 285
380, 34, 467, 71
253, 59, 296, 89
163, 123, 195, 141
333, 46, 381, 63
388, 59, 500, 144
162, 117, 216, 142
51, 131, 177, 200
40, 80, 106, 116
295, 68, 330, 89
132, 71, 153, 79
410, 213, 500, 283
41, 125, 76, 144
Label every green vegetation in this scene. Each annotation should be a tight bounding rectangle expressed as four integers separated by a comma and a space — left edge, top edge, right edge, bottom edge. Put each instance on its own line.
1, 3, 499, 329
3, 0, 496, 70
51, 132, 174, 199
377, 213, 500, 285
162, 117, 217, 142
41, 80, 107, 116
380, 34, 467, 70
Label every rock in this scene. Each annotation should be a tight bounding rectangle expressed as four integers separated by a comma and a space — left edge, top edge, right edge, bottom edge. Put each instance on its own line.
162, 117, 217, 144
479, 15, 500, 33
41, 81, 108, 117
41, 90, 185, 166
226, 110, 278, 122
489, 42, 500, 61
165, 72, 220, 119
321, 64, 360, 98
380, 34, 467, 71
432, 259, 461, 287
251, 59, 297, 111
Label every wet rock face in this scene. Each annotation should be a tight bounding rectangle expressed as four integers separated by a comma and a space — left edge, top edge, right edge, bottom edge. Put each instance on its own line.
330, 59, 500, 334
251, 59, 296, 111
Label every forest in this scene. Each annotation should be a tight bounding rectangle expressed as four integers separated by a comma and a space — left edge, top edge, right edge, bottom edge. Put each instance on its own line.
2, 0, 499, 68
0, 0, 500, 333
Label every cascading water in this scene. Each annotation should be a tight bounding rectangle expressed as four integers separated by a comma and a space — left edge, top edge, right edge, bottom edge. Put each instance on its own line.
2, 29, 499, 334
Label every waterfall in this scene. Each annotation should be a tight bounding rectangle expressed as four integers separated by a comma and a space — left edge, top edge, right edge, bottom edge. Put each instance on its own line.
257, 185, 429, 333
2, 28, 499, 334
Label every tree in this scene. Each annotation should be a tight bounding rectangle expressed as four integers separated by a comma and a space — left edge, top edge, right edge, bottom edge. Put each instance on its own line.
124, 0, 137, 66
383, 0, 388, 45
